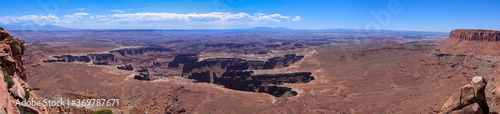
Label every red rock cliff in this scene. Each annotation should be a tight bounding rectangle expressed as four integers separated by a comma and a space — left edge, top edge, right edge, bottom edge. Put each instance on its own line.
0, 29, 47, 113
449, 29, 500, 41
438, 29, 500, 57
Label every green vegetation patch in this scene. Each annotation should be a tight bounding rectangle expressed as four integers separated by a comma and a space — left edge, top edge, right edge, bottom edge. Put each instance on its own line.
2, 70, 14, 88
91, 109, 113, 114
23, 87, 30, 100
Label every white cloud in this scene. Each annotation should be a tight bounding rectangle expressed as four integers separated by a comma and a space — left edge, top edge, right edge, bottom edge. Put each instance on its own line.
63, 13, 90, 19
110, 10, 124, 13
0, 12, 301, 28
76, 8, 85, 11
292, 16, 302, 21
0, 14, 60, 25
108, 12, 255, 24
270, 14, 289, 19
73, 13, 90, 16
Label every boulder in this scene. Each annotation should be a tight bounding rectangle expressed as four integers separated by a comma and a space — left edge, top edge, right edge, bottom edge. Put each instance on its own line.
117, 64, 133, 71
440, 76, 489, 114
0, 31, 9, 37
8, 77, 25, 100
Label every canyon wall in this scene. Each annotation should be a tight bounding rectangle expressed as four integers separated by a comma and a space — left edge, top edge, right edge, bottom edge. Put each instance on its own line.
0, 29, 46, 113
438, 29, 500, 57
42, 47, 173, 65
179, 54, 313, 97
438, 29, 500, 113
449, 29, 500, 41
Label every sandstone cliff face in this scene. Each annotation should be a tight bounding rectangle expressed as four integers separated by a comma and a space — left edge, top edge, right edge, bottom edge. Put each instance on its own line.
449, 29, 500, 41
441, 76, 488, 114
42, 47, 173, 65
438, 29, 500, 113
438, 29, 500, 57
0, 29, 47, 113
179, 54, 313, 97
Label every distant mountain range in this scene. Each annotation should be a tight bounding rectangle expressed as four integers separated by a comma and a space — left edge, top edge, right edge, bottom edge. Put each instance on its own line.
0, 25, 448, 34
0, 24, 75, 30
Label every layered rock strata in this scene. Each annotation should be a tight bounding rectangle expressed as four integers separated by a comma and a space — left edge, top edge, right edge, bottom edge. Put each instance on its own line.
0, 29, 47, 113
42, 47, 173, 65
449, 29, 500, 41
179, 54, 313, 97
437, 29, 500, 57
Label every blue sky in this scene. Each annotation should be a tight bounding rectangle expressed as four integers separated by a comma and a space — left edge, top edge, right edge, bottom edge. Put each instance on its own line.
0, 0, 499, 32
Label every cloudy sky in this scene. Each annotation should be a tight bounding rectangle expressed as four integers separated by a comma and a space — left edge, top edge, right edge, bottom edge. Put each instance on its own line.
0, 0, 499, 31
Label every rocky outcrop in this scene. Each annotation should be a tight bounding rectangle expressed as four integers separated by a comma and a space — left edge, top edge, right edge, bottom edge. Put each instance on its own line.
181, 54, 304, 73
441, 76, 488, 114
449, 29, 500, 41
117, 64, 133, 71
168, 53, 198, 68
109, 47, 172, 56
42, 53, 117, 65
180, 54, 313, 97
437, 29, 500, 57
218, 71, 313, 97
42, 47, 173, 65
435, 30, 500, 113
134, 68, 150, 81
0, 29, 46, 113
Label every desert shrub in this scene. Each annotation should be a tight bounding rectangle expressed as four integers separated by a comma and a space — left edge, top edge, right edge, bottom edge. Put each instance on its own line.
23, 87, 30, 100
0, 27, 3, 31
3, 75, 14, 88
2, 70, 14, 88
91, 109, 113, 114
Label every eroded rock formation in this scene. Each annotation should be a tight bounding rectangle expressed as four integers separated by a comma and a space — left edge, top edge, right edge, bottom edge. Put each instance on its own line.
438, 29, 500, 113
437, 29, 500, 57
109, 47, 173, 56
441, 76, 488, 113
42, 47, 173, 65
42, 53, 117, 65
134, 68, 150, 81
449, 29, 500, 41
0, 29, 47, 113
179, 54, 313, 97
117, 64, 133, 71
168, 53, 198, 68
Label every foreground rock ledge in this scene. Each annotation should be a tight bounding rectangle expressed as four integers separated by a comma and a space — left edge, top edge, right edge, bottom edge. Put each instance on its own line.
0, 29, 47, 113
440, 76, 488, 114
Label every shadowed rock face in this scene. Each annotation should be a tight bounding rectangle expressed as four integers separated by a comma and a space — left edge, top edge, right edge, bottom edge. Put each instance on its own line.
179, 54, 313, 97
110, 47, 173, 56
441, 76, 488, 113
168, 53, 198, 68
0, 29, 46, 113
134, 68, 150, 81
438, 29, 500, 113
181, 54, 304, 73
43, 54, 117, 65
117, 64, 133, 71
219, 71, 313, 97
42, 47, 172, 65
